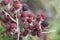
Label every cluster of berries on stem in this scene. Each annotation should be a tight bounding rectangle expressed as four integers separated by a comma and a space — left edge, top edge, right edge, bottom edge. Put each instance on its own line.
0, 0, 49, 40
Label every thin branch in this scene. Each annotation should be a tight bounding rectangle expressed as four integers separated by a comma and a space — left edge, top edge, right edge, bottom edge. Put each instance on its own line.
2, 10, 17, 23
16, 13, 20, 40
42, 30, 56, 33
14, 3, 23, 40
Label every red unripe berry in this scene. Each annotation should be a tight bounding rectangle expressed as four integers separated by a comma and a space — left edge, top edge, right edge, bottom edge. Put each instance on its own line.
37, 31, 42, 37
10, 23, 16, 29
27, 17, 32, 23
21, 11, 27, 17
14, 3, 20, 9
34, 23, 40, 29
41, 13, 46, 19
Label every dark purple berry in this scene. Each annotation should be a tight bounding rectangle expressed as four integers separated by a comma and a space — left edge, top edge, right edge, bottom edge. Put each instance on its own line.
41, 21, 49, 27
23, 3, 29, 11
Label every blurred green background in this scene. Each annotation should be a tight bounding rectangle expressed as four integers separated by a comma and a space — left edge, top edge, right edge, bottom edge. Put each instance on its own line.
0, 0, 60, 40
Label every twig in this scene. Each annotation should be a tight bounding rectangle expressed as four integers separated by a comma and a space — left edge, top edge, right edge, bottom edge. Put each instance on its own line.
14, 3, 23, 40
2, 10, 17, 23
42, 30, 56, 33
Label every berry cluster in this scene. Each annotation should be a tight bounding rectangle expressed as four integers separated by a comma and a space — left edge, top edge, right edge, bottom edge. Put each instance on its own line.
0, 0, 49, 40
